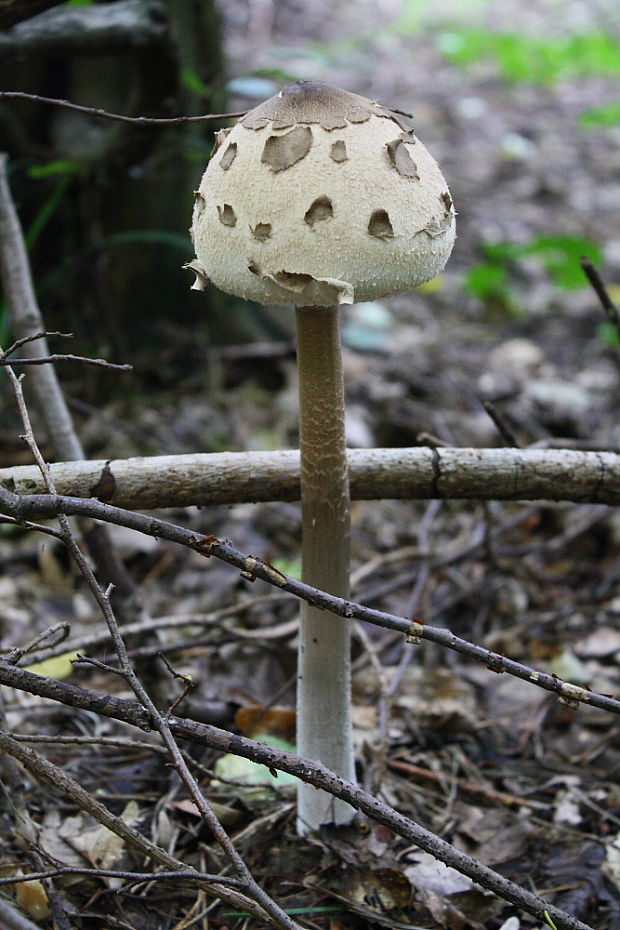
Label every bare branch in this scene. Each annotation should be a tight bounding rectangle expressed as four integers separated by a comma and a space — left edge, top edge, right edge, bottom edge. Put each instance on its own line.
0, 732, 272, 921
2, 446, 620, 508
0, 513, 62, 537
0, 155, 82, 462
0, 668, 594, 930
3, 330, 74, 355
0, 868, 242, 889
0, 354, 132, 371
0, 484, 618, 717
2, 621, 70, 665
482, 399, 521, 447
1, 350, 299, 930
24, 595, 284, 663
0, 91, 245, 126
59, 548, 299, 929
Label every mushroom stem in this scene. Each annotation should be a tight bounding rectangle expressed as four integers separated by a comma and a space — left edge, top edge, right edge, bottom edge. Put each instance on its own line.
295, 305, 356, 833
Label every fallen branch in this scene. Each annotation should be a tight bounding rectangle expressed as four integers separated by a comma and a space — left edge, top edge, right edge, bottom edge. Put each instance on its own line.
0, 664, 594, 930
1, 483, 618, 716
1, 350, 300, 930
2, 446, 619, 507
0, 731, 277, 924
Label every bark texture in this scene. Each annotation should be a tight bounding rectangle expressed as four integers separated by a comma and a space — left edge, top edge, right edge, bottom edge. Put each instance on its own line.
2, 447, 619, 509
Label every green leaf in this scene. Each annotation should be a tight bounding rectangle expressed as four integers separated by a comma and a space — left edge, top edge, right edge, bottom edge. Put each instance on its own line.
28, 160, 80, 179
482, 241, 521, 264
524, 235, 602, 289
180, 68, 210, 96
597, 321, 620, 348
579, 99, 620, 130
214, 735, 299, 789
274, 558, 302, 581
437, 29, 620, 85
26, 176, 73, 249
464, 263, 507, 299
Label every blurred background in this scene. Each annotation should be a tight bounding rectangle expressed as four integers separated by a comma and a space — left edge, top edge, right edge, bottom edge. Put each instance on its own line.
1, 0, 619, 458
3, 13, 620, 919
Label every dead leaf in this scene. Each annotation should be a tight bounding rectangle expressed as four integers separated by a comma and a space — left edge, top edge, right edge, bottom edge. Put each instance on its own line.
15, 876, 50, 920
235, 703, 296, 740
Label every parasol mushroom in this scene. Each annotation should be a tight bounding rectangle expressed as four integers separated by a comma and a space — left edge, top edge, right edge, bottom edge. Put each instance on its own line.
187, 81, 455, 833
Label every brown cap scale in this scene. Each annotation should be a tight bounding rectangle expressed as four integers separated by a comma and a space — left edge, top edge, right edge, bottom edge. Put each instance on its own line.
188, 81, 455, 307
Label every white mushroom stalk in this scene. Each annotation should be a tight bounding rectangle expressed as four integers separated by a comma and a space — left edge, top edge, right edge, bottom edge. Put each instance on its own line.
188, 81, 455, 833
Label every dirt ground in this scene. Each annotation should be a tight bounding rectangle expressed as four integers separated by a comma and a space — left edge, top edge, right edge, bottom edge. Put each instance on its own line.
1, 0, 620, 928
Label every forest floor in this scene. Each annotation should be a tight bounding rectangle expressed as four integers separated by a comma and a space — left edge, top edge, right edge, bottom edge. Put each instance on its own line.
2, 0, 620, 928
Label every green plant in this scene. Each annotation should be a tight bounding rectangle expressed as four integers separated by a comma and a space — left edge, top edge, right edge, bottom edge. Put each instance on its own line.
579, 99, 620, 130
464, 235, 603, 313
436, 29, 620, 85
598, 320, 620, 348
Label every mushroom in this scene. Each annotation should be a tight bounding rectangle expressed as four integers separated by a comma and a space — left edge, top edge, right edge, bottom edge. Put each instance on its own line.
187, 81, 455, 833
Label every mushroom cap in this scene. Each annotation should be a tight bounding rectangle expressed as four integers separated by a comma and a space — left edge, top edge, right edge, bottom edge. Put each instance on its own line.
189, 81, 455, 307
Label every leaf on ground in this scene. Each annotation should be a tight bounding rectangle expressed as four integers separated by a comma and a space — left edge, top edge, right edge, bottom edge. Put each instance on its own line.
603, 831, 620, 892
214, 734, 299, 789
405, 852, 475, 895
235, 703, 296, 740
171, 798, 243, 827
69, 801, 139, 870
26, 651, 80, 679
15, 875, 50, 921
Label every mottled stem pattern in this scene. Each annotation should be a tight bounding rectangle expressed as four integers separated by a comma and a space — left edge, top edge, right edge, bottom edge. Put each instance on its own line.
295, 306, 356, 832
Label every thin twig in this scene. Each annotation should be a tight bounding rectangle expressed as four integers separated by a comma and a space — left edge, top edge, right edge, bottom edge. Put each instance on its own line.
1, 483, 617, 717
0, 354, 132, 371
2, 622, 70, 665
3, 331, 74, 355
23, 594, 287, 663
581, 256, 620, 335
0, 668, 594, 930
8, 733, 166, 752
2, 357, 300, 930
0, 732, 269, 920
0, 868, 242, 889
482, 399, 521, 447
0, 91, 245, 126
0, 514, 63, 537
64, 568, 298, 929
